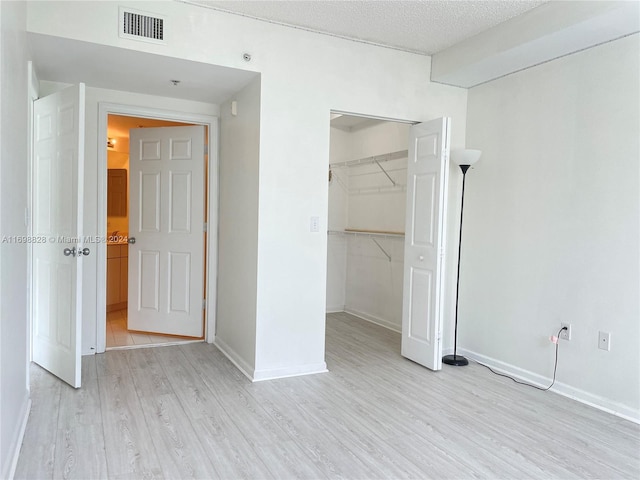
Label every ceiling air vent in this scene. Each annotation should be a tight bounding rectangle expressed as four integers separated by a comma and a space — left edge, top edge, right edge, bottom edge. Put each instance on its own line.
119, 7, 166, 44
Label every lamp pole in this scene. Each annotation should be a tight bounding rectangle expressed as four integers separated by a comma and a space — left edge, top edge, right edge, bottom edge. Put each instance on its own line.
443, 163, 471, 366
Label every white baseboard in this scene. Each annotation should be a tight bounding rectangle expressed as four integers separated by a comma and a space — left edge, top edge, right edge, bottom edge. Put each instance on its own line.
253, 362, 328, 382
459, 348, 640, 424
343, 308, 401, 333
3, 395, 31, 480
214, 337, 328, 382
326, 305, 345, 314
213, 336, 255, 382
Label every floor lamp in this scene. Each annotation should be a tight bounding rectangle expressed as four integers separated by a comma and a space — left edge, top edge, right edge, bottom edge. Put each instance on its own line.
443, 149, 482, 367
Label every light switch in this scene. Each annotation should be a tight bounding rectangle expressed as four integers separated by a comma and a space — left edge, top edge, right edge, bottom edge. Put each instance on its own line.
310, 216, 320, 232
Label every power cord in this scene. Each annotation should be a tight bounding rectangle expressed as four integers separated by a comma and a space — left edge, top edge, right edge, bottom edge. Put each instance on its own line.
474, 326, 567, 392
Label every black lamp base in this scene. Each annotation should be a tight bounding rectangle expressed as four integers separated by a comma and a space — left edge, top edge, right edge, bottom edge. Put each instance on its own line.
442, 354, 468, 366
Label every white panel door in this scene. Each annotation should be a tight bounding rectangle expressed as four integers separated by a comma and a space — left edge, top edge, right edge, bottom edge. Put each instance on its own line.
32, 84, 85, 388
401, 118, 451, 371
128, 126, 205, 337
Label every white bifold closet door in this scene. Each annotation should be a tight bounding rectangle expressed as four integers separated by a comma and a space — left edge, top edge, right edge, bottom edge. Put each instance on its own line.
401, 117, 451, 371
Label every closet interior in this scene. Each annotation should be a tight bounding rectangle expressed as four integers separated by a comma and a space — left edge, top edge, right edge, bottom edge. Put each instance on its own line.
326, 114, 410, 332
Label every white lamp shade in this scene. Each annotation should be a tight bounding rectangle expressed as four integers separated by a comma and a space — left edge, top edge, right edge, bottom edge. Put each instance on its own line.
450, 149, 482, 166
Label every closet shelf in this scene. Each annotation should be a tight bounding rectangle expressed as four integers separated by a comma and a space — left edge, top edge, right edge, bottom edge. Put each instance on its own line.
329, 150, 408, 168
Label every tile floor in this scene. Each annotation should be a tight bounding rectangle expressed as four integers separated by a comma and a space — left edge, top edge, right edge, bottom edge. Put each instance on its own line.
106, 309, 200, 349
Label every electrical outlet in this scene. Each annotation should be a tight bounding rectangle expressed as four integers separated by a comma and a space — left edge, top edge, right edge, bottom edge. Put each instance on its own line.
598, 331, 611, 351
560, 323, 571, 341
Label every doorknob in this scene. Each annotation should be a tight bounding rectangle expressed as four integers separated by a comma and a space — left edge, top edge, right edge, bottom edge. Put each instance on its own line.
419, 255, 424, 261
63, 247, 77, 257
78, 247, 90, 256
128, 237, 136, 244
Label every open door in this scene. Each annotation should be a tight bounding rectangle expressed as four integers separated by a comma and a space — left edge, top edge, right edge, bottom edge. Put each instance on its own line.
401, 117, 451, 371
128, 125, 205, 337
32, 84, 85, 388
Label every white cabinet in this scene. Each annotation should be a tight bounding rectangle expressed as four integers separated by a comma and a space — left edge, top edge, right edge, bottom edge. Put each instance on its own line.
106, 244, 128, 312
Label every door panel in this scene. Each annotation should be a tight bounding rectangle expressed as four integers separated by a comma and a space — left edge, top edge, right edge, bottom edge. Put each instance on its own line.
140, 173, 161, 232
411, 173, 437, 246
408, 267, 433, 342
168, 252, 190, 313
32, 84, 85, 388
138, 250, 160, 310
401, 118, 451, 371
128, 126, 205, 337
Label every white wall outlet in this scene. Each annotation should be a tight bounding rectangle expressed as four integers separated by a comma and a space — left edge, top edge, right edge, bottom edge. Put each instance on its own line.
310, 216, 320, 233
598, 331, 611, 351
560, 323, 571, 341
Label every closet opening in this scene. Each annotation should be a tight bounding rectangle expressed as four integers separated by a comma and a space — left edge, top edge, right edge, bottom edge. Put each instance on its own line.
326, 113, 411, 347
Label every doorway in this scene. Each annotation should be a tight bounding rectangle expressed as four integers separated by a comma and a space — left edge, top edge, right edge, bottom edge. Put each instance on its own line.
326, 112, 453, 371
326, 113, 410, 332
105, 114, 204, 349
96, 104, 219, 354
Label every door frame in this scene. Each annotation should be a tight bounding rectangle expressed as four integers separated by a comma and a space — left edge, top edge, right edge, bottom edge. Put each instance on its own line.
27, 61, 39, 371
325, 110, 459, 362
96, 103, 219, 353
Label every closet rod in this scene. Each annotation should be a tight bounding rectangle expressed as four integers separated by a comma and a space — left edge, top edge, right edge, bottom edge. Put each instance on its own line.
328, 229, 405, 238
329, 149, 408, 169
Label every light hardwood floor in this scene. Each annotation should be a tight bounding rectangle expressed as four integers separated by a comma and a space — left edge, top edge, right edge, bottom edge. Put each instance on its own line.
15, 312, 640, 479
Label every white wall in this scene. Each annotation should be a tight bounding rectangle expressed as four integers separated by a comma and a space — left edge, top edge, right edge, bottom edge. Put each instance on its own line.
27, 0, 468, 380
0, 1, 30, 477
217, 77, 261, 375
463, 34, 640, 420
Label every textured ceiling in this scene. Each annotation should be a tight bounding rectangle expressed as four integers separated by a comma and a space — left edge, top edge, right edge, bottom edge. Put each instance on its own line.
185, 0, 548, 55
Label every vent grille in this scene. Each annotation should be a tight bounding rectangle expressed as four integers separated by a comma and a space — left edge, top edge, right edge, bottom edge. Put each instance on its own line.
119, 7, 166, 44
123, 11, 163, 40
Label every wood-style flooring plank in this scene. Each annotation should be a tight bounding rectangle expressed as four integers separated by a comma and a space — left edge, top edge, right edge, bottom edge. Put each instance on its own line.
13, 365, 62, 480
126, 348, 174, 398
52, 377, 108, 480
136, 393, 218, 479
14, 313, 640, 480
53, 422, 108, 480
179, 344, 293, 449
252, 380, 383, 479
98, 372, 164, 479
156, 344, 275, 478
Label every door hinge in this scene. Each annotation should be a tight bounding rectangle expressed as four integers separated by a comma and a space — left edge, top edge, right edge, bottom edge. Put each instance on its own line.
203, 222, 208, 232
202, 299, 207, 310
204, 144, 209, 155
